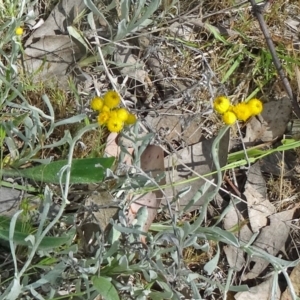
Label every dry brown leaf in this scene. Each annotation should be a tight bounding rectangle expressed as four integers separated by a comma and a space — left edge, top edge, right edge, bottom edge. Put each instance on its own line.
25, 0, 86, 45
127, 145, 165, 236
85, 190, 118, 234
223, 245, 246, 272
168, 21, 197, 41
244, 97, 292, 143
244, 162, 275, 232
145, 51, 174, 98
104, 133, 133, 165
223, 203, 253, 271
162, 130, 229, 212
84, 133, 134, 235
24, 0, 86, 86
242, 208, 296, 281
114, 43, 148, 85
280, 262, 300, 300
259, 151, 296, 178
235, 276, 281, 300
25, 36, 83, 86
0, 187, 23, 217
145, 109, 202, 145
77, 222, 102, 255
246, 182, 275, 231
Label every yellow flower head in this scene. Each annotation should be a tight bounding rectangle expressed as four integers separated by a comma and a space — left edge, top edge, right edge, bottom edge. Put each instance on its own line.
125, 113, 137, 125
222, 111, 237, 125
103, 90, 120, 108
90, 97, 104, 111
213, 96, 230, 114
232, 102, 252, 122
97, 111, 110, 125
247, 98, 263, 115
109, 110, 118, 119
15, 27, 23, 36
102, 105, 110, 112
116, 108, 129, 121
107, 117, 124, 133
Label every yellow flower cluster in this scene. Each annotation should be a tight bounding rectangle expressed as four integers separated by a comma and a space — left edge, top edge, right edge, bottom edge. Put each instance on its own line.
15, 27, 23, 36
213, 96, 263, 125
90, 90, 137, 132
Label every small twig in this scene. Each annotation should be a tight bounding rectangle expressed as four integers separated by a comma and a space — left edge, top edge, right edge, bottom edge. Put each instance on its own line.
224, 175, 242, 198
89, 16, 126, 106
248, 0, 300, 118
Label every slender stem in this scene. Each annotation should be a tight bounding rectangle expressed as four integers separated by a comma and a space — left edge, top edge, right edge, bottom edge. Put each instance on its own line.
248, 0, 300, 118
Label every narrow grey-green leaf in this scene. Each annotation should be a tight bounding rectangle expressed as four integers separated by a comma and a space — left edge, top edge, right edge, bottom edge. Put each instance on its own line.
204, 244, 220, 275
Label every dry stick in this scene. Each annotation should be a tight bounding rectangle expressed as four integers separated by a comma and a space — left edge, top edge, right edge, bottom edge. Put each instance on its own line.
248, 0, 300, 118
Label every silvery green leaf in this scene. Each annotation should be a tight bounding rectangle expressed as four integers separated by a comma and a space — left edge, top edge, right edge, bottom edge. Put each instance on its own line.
114, 19, 128, 41
78, 262, 100, 274
171, 250, 179, 265
183, 180, 212, 213
182, 221, 191, 236
214, 198, 241, 226
194, 241, 209, 251
57, 243, 78, 254
132, 0, 160, 30
84, 0, 112, 35
134, 206, 148, 230
24, 234, 35, 246
119, 255, 129, 269
43, 131, 72, 149
191, 279, 203, 299
108, 225, 122, 244
36, 185, 52, 236
119, 144, 133, 156
134, 18, 153, 31
29, 287, 44, 300
183, 236, 197, 248
141, 269, 150, 281
54, 114, 87, 127
128, 0, 160, 32
120, 0, 130, 20
5, 136, 19, 159
149, 270, 157, 280
200, 227, 240, 247
112, 224, 145, 236
107, 0, 116, 10
6, 278, 22, 300
177, 227, 185, 241
103, 241, 120, 260
24, 115, 35, 138
177, 186, 191, 199
187, 273, 200, 282
136, 132, 154, 142
131, 0, 146, 23
9, 210, 23, 260
11, 129, 28, 150
153, 281, 173, 297
67, 26, 88, 52
41, 94, 54, 119
28, 261, 66, 289
204, 244, 220, 275
157, 232, 180, 250
21, 274, 29, 287
154, 257, 166, 274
